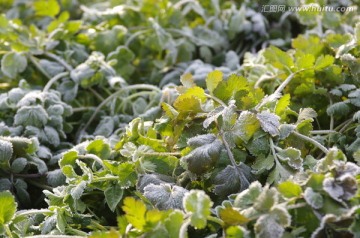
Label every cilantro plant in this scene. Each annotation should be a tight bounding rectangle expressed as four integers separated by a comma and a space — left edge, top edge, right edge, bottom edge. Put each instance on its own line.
0, 0, 360, 237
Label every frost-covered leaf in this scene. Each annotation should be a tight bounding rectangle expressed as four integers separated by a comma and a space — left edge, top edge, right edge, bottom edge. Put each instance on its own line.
304, 187, 323, 209
70, 180, 87, 200
203, 106, 224, 128
252, 154, 274, 175
43, 126, 60, 147
29, 156, 47, 174
297, 108, 317, 123
183, 190, 213, 229
182, 134, 222, 175
253, 186, 279, 212
14, 105, 48, 127
276, 147, 302, 170
233, 181, 263, 209
47, 169, 66, 187
257, 111, 280, 136
1, 52, 27, 78
144, 183, 188, 210
94, 117, 115, 137
105, 183, 123, 212
11, 157, 27, 173
214, 164, 253, 196
323, 169, 358, 202
279, 124, 296, 139
0, 139, 13, 166
254, 205, 291, 238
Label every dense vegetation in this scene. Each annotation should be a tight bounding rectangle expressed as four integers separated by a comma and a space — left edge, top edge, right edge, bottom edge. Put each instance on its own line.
0, 0, 360, 237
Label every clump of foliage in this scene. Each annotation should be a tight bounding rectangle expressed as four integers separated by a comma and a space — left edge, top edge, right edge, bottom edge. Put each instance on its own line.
0, 0, 360, 237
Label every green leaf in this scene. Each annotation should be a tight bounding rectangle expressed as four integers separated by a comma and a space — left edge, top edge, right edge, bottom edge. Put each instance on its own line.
219, 207, 249, 226
296, 54, 315, 69
296, 3, 321, 26
122, 197, 147, 231
14, 105, 48, 127
213, 74, 248, 103
34, 0, 60, 17
144, 183, 187, 210
0, 140, 12, 166
275, 94, 290, 118
164, 210, 184, 238
105, 183, 123, 212
256, 111, 280, 137
314, 55, 335, 70
114, 162, 137, 188
183, 190, 213, 229
107, 46, 135, 78
225, 226, 246, 238
263, 46, 293, 71
87, 139, 111, 160
1, 52, 27, 78
43, 126, 60, 147
181, 134, 222, 175
206, 70, 223, 94
173, 87, 206, 113
297, 108, 317, 123
278, 181, 302, 198
0, 191, 17, 226
236, 111, 260, 143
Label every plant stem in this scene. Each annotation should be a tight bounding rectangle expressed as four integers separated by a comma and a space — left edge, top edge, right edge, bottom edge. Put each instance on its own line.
273, 69, 307, 96
207, 216, 225, 226
287, 202, 307, 210
25, 236, 85, 238
310, 130, 336, 135
292, 131, 329, 154
78, 154, 105, 167
72, 107, 96, 112
204, 93, 227, 107
29, 55, 51, 80
88, 87, 105, 101
27, 180, 53, 191
16, 209, 53, 217
5, 225, 13, 238
141, 152, 181, 156
82, 84, 162, 133
13, 173, 45, 178
179, 219, 191, 238
92, 175, 119, 183
43, 72, 69, 92
44, 52, 73, 71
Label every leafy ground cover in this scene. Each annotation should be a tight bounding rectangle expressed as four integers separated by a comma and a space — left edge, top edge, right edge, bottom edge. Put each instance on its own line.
0, 0, 360, 237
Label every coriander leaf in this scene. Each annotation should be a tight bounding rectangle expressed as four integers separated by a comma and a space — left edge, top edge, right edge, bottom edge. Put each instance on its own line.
183, 190, 213, 229
0, 191, 17, 227
164, 210, 184, 238
314, 55, 335, 70
122, 197, 147, 231
219, 207, 249, 226
236, 111, 260, 143
206, 70, 223, 94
